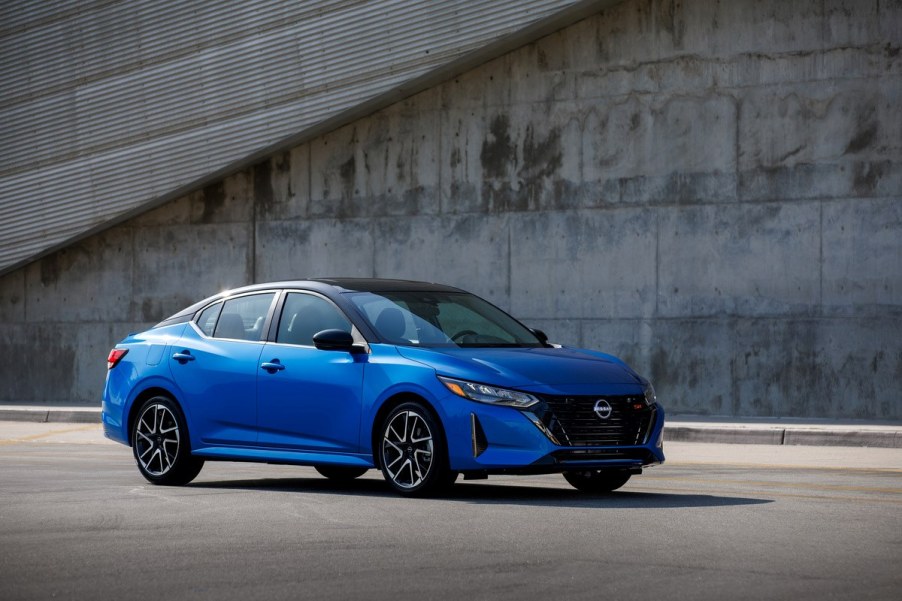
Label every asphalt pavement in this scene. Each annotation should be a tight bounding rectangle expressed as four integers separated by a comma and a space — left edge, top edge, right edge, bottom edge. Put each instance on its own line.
1, 422, 900, 600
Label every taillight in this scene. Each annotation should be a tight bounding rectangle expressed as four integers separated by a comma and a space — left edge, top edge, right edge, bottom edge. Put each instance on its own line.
107, 348, 128, 370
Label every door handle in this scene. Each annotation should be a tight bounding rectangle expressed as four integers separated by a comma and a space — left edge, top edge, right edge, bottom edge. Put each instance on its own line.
172, 351, 195, 364
261, 360, 285, 373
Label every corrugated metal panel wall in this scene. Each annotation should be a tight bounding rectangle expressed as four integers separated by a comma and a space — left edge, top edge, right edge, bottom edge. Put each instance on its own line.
0, 0, 604, 274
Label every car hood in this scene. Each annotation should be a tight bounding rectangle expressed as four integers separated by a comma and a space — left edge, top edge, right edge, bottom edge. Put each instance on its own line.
394, 346, 641, 390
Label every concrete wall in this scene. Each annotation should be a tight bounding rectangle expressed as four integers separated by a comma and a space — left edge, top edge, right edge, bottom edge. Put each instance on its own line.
1, 0, 900, 419
0, 0, 608, 275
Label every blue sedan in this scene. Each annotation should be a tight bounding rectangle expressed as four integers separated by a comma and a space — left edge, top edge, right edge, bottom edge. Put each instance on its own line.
103, 279, 664, 496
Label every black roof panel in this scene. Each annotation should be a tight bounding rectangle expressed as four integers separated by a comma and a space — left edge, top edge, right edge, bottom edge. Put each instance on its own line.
155, 278, 465, 327
309, 278, 463, 293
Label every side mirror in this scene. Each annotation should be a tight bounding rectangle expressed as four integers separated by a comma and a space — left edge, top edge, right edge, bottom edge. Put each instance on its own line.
312, 329, 356, 352
530, 328, 549, 345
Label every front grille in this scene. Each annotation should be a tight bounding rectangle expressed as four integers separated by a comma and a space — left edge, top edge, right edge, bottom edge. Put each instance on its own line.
534, 395, 655, 447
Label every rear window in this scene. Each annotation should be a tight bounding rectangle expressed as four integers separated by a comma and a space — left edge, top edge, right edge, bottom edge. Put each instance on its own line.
211, 293, 275, 341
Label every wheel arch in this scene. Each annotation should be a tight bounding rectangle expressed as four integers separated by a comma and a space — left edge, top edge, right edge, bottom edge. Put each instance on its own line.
126, 386, 184, 447
370, 392, 449, 470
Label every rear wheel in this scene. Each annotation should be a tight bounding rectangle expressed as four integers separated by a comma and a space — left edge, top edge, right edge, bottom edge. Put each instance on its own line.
132, 396, 204, 486
378, 402, 455, 497
563, 470, 631, 493
315, 466, 368, 481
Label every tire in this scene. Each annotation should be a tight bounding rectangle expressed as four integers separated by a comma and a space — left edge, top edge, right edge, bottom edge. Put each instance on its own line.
377, 402, 455, 497
563, 469, 631, 493
131, 395, 204, 486
315, 466, 368, 481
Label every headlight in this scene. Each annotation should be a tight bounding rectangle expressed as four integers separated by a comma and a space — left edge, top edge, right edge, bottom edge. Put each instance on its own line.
643, 380, 657, 406
438, 376, 539, 408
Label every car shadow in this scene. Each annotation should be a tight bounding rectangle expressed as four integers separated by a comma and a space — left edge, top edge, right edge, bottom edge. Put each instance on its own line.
190, 477, 772, 509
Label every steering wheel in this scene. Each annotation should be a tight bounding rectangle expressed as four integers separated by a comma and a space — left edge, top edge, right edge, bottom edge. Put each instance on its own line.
451, 329, 479, 342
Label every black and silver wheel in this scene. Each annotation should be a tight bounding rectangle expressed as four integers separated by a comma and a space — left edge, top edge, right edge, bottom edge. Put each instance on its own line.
315, 466, 368, 481
563, 469, 631, 493
132, 396, 204, 486
378, 402, 454, 496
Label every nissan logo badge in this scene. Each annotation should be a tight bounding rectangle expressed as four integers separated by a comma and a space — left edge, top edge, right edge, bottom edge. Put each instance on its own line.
593, 399, 613, 420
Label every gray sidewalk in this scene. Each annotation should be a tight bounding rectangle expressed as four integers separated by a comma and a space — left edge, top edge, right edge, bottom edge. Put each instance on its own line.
1, 403, 900, 448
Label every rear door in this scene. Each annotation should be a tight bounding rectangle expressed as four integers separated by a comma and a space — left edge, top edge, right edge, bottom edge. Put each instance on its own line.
256, 291, 366, 453
170, 292, 276, 446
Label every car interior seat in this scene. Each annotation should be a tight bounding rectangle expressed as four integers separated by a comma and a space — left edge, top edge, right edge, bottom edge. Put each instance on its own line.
215, 313, 248, 340
284, 304, 349, 346
375, 307, 407, 343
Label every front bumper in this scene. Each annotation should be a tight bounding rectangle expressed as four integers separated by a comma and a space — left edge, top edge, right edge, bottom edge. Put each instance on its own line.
442, 395, 666, 475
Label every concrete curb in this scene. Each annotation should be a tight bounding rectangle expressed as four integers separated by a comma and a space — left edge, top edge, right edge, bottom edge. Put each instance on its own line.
665, 422, 902, 449
781, 429, 901, 448
0, 406, 101, 424
2, 406, 900, 448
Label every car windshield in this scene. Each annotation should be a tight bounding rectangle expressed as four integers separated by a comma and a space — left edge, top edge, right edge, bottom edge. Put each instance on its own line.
347, 291, 543, 348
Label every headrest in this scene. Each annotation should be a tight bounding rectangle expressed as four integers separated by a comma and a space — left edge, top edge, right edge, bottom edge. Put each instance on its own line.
375, 307, 406, 341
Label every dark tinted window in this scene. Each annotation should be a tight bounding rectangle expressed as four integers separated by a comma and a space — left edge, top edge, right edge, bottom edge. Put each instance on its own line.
277, 293, 351, 346
213, 293, 275, 341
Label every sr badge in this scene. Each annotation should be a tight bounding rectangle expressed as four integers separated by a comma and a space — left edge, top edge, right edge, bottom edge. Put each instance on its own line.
593, 399, 612, 420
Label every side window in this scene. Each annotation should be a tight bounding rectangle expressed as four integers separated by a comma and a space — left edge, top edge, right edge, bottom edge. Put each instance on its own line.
195, 301, 223, 337
213, 293, 275, 341
277, 293, 351, 346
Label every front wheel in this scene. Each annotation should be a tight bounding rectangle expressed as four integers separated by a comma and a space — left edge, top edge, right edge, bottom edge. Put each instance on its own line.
315, 466, 368, 481
378, 402, 455, 497
132, 396, 204, 486
563, 470, 631, 493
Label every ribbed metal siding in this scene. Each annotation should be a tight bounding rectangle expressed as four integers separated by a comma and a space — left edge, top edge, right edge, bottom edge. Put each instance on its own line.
0, 0, 604, 274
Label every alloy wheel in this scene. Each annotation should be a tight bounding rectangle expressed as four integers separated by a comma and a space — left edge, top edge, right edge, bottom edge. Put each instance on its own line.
134, 403, 180, 477
381, 410, 434, 489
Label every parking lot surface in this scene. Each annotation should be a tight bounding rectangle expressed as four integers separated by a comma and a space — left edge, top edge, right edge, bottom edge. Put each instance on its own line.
1, 423, 900, 600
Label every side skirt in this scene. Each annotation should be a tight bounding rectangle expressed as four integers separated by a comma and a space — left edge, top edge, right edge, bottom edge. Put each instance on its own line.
194, 446, 374, 468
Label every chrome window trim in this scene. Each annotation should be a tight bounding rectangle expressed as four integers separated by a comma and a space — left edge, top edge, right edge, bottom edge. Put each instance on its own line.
189, 290, 280, 343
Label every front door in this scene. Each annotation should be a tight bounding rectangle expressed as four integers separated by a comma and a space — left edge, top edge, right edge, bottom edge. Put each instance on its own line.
256, 292, 365, 453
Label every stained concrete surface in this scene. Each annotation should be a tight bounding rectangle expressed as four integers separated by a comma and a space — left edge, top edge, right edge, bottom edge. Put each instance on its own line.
0, 0, 899, 419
